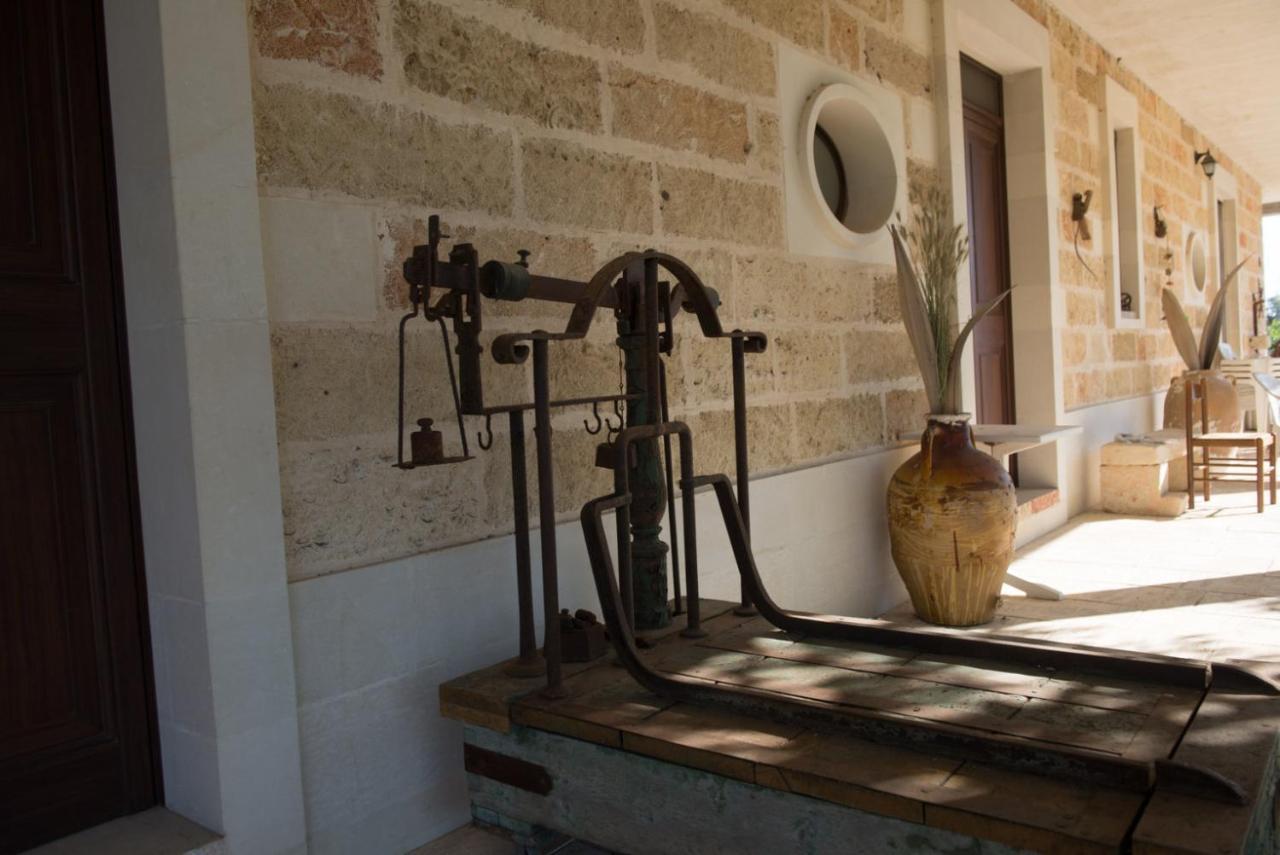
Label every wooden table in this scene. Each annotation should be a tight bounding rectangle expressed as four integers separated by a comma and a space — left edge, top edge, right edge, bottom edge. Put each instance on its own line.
440, 600, 1280, 854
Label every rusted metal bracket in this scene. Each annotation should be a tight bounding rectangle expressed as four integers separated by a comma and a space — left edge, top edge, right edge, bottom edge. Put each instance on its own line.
463, 743, 553, 796
579, 453, 1251, 805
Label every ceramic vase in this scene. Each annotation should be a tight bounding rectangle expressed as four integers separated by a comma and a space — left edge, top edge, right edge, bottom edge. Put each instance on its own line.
1162, 370, 1241, 433
886, 415, 1016, 626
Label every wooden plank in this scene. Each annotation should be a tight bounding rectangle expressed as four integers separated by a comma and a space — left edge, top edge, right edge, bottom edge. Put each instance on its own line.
1131, 687, 1280, 854
619, 703, 805, 784
750, 730, 960, 824
924, 761, 1144, 854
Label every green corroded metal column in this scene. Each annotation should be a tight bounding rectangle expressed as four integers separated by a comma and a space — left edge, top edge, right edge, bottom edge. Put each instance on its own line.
618, 260, 670, 629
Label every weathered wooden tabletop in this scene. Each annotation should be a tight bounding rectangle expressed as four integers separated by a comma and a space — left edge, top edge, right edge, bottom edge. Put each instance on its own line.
440, 599, 1280, 854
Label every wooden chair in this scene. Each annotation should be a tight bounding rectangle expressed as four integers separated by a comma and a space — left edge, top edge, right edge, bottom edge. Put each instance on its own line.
1184, 374, 1275, 512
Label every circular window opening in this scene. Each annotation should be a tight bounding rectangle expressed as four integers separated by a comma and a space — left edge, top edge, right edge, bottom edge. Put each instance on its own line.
1185, 231, 1207, 292
800, 84, 897, 242
812, 125, 848, 221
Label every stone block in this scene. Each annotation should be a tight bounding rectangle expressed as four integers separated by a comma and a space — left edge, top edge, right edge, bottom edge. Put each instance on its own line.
863, 27, 931, 98
495, 0, 644, 52
524, 138, 654, 233
735, 255, 874, 325
829, 7, 861, 73
657, 166, 781, 246
278, 431, 489, 578
252, 0, 382, 78
261, 197, 378, 323
1101, 462, 1187, 518
773, 331, 843, 394
886, 388, 928, 439
395, 0, 602, 131
719, 0, 824, 49
795, 395, 883, 458
609, 67, 749, 163
846, 330, 916, 384
254, 84, 514, 213
653, 3, 775, 96
271, 325, 528, 443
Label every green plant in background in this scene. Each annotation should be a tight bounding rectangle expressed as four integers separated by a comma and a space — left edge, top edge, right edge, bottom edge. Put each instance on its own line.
889, 184, 1009, 415
1268, 295, 1280, 350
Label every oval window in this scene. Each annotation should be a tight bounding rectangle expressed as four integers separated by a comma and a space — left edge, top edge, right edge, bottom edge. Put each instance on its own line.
800, 83, 897, 243
1185, 231, 1207, 292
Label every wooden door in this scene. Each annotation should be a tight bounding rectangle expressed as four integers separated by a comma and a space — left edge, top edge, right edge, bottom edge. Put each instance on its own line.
1, 1, 159, 850
961, 57, 1016, 426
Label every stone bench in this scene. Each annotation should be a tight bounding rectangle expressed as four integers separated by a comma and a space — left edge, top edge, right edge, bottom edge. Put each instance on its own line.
1100, 429, 1187, 517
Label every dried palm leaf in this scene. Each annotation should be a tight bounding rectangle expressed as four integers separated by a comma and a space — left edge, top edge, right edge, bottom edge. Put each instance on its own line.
942, 289, 1013, 414
890, 225, 941, 411
1161, 287, 1199, 371
1198, 256, 1251, 370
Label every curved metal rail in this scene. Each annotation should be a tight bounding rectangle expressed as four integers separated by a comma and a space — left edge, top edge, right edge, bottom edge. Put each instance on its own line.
577, 421, 1267, 804
580, 484, 1249, 806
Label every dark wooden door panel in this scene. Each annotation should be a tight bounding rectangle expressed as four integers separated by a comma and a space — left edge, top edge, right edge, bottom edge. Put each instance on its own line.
0, 379, 104, 759
1, 0, 158, 850
962, 57, 1015, 427
0, 2, 76, 282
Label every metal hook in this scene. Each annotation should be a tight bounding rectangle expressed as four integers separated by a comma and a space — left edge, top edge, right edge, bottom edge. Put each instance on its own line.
606, 399, 623, 437
477, 414, 494, 451
584, 401, 604, 435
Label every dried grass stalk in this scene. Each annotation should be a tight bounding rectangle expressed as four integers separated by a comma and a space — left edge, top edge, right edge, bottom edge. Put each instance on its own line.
890, 185, 1009, 415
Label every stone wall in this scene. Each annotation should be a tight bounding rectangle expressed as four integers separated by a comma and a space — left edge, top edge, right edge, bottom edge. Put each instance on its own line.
249, 0, 1266, 582
250, 0, 936, 581
1014, 0, 1264, 409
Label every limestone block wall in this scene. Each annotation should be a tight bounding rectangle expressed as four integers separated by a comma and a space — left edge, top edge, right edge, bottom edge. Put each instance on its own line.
1012, 0, 1264, 410
249, 0, 939, 581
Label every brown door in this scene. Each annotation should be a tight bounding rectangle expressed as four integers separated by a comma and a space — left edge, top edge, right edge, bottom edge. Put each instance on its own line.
1, 1, 159, 850
961, 56, 1015, 426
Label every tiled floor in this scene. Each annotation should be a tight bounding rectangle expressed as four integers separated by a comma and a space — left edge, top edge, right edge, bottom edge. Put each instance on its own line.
884, 482, 1280, 664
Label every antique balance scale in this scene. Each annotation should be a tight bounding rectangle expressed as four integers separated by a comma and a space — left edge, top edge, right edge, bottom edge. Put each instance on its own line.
395, 214, 1276, 810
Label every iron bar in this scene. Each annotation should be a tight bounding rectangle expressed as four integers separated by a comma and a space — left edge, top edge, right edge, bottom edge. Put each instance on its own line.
436, 318, 470, 458
532, 339, 564, 697
659, 360, 682, 615
730, 334, 755, 616
505, 409, 542, 677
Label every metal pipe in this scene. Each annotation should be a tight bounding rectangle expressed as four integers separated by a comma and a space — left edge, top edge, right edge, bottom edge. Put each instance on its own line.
677, 429, 703, 637
659, 360, 682, 615
504, 409, 542, 677
730, 334, 755, 616
531, 339, 564, 696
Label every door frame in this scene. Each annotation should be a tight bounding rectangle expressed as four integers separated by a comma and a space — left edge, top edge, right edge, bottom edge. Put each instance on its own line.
931, 0, 1068, 532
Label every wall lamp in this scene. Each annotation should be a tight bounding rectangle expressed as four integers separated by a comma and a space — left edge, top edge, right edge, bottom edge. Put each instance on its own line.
1194, 149, 1217, 179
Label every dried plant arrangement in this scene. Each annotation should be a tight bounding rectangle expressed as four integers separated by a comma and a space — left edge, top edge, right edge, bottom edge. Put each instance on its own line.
1161, 255, 1251, 371
888, 185, 1009, 415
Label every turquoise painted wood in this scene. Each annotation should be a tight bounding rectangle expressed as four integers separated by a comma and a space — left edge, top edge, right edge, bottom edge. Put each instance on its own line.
464, 726, 1029, 855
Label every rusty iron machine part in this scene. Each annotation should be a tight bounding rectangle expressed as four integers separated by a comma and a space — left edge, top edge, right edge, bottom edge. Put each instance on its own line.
395, 217, 1276, 801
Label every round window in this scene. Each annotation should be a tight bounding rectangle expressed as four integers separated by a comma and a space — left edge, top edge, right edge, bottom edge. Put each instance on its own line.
799, 84, 898, 244
812, 125, 848, 221
1185, 231, 1207, 292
